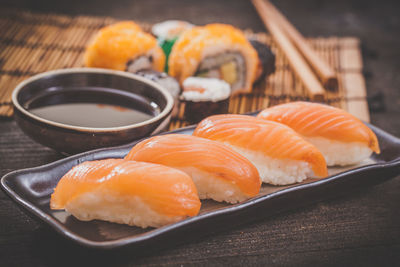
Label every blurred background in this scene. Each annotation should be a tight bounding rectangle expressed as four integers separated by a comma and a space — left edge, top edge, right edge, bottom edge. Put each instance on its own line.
2, 0, 399, 134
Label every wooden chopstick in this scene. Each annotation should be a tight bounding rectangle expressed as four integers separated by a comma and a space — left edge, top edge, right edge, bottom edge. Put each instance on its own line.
251, 0, 326, 101
262, 0, 338, 91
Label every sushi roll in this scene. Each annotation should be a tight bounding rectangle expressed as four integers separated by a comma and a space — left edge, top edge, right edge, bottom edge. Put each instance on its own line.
125, 134, 261, 203
84, 21, 165, 73
257, 101, 381, 166
152, 20, 194, 72
248, 39, 276, 83
168, 24, 259, 94
50, 159, 201, 228
181, 77, 231, 124
193, 115, 328, 185
135, 69, 181, 116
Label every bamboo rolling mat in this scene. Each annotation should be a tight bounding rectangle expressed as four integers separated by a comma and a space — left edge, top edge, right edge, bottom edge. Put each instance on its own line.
0, 9, 370, 131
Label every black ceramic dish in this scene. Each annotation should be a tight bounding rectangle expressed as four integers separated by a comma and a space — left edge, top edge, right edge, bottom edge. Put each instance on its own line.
12, 68, 174, 154
1, 121, 400, 250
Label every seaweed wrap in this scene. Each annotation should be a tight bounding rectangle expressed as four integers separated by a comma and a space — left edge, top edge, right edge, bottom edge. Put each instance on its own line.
249, 39, 276, 83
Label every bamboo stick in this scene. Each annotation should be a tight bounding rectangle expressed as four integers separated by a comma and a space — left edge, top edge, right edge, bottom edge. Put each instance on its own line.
262, 0, 338, 90
252, 0, 325, 101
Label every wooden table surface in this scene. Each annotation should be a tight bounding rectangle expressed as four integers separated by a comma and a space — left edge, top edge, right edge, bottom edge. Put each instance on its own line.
1, 0, 399, 266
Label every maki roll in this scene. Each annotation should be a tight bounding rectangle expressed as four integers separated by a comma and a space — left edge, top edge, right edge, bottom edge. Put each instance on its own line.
152, 20, 194, 72
135, 70, 181, 116
84, 21, 165, 73
181, 77, 231, 124
249, 39, 276, 83
169, 24, 259, 94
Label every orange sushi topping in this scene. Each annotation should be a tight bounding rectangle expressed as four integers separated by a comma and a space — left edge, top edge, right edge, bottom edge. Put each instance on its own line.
194, 115, 328, 178
125, 134, 261, 197
50, 159, 122, 209
257, 102, 380, 154
50, 159, 201, 217
84, 21, 165, 71
168, 23, 259, 92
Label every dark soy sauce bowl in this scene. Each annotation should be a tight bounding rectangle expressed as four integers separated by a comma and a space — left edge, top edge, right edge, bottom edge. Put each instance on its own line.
12, 68, 174, 154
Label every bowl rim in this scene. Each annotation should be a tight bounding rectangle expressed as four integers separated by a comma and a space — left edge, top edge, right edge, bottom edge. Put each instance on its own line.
12, 68, 174, 132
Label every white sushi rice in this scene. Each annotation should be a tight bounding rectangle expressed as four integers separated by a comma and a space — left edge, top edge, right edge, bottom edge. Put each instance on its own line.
304, 137, 373, 166
180, 167, 248, 203
181, 77, 231, 102
126, 56, 153, 73
223, 144, 314, 185
152, 20, 194, 40
66, 189, 184, 228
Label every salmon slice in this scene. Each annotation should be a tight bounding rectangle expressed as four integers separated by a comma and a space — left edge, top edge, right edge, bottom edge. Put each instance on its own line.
50, 159, 123, 210
50, 159, 200, 228
125, 134, 261, 203
193, 114, 328, 185
257, 102, 380, 165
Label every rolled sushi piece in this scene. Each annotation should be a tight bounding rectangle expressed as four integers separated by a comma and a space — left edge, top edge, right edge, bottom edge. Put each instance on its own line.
257, 101, 380, 166
125, 134, 261, 203
50, 159, 201, 228
152, 20, 194, 72
84, 21, 165, 73
193, 115, 328, 185
168, 24, 259, 94
135, 69, 181, 116
181, 77, 231, 124
248, 39, 276, 83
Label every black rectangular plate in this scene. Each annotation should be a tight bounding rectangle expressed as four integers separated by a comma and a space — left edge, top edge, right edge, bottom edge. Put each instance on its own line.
2, 121, 400, 250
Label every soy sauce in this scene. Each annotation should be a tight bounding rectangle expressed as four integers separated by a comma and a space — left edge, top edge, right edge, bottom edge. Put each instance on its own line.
25, 86, 160, 128
30, 103, 154, 128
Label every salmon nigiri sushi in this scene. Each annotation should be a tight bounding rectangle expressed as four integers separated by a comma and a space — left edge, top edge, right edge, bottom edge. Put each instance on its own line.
125, 134, 261, 203
50, 159, 201, 228
257, 102, 380, 166
193, 115, 328, 185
